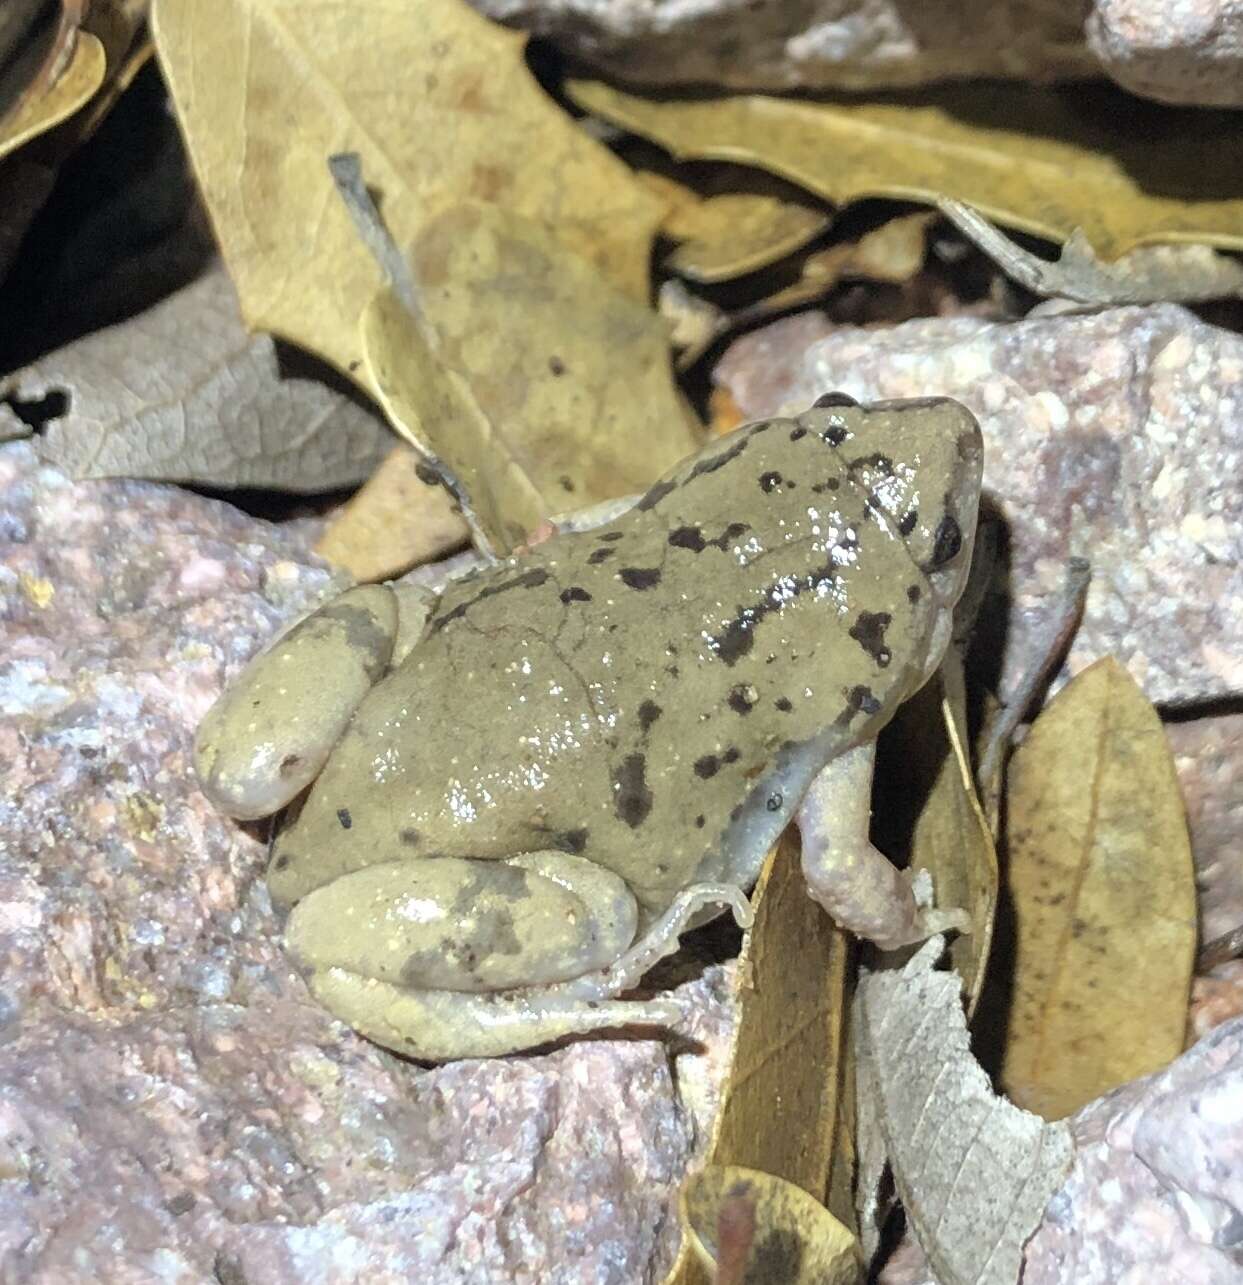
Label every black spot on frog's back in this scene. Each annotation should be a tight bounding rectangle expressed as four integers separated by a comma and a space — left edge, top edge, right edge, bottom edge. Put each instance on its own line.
637, 700, 663, 732
618, 567, 661, 590
849, 610, 893, 667
612, 754, 653, 828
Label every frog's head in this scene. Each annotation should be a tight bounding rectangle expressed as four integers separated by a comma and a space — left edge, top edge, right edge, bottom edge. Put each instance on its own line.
806, 393, 984, 681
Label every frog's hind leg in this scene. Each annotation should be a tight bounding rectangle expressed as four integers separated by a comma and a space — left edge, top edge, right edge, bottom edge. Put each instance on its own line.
797, 742, 969, 949
195, 584, 408, 819
285, 851, 749, 1060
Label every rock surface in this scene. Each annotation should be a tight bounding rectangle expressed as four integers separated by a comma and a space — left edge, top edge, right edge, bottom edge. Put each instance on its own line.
0, 441, 733, 1283
473, 0, 1241, 105
1088, 0, 1243, 106
717, 303, 1243, 710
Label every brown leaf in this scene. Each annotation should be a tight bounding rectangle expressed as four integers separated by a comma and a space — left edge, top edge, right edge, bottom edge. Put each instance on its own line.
315, 445, 469, 582
0, 26, 103, 162
10, 269, 393, 492
883, 665, 997, 1010
361, 202, 699, 552
855, 940, 1074, 1285
663, 833, 852, 1284
569, 79, 1243, 261
151, 0, 664, 389
680, 1166, 860, 1285
1000, 657, 1196, 1119
639, 172, 829, 284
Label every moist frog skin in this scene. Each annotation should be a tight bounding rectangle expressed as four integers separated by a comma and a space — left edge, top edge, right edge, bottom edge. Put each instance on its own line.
194, 394, 983, 1060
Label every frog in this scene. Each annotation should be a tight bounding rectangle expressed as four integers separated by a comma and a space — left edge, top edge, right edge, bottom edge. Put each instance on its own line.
194, 394, 983, 1061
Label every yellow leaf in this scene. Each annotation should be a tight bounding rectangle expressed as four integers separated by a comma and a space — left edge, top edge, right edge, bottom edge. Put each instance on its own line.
639, 172, 829, 283
569, 80, 1243, 261
361, 202, 699, 551
152, 0, 663, 388
680, 1166, 860, 1285
662, 833, 852, 1285
0, 29, 104, 162
314, 445, 469, 582
881, 664, 997, 1010
1000, 657, 1196, 1119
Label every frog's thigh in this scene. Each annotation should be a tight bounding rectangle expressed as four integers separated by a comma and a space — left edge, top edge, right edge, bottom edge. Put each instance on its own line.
797, 744, 966, 950
194, 584, 400, 819
286, 853, 751, 1059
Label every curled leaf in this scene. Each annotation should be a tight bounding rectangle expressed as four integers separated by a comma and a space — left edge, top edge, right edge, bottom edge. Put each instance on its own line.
681, 1166, 860, 1285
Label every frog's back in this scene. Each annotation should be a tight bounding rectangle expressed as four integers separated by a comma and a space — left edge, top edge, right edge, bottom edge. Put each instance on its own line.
269, 399, 981, 913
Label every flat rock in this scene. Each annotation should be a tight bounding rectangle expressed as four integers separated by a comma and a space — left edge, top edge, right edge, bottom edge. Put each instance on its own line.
0, 441, 733, 1282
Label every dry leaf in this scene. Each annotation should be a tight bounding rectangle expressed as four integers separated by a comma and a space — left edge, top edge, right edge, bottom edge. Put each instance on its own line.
681, 1166, 860, 1285
315, 445, 469, 582
0, 27, 103, 161
663, 832, 852, 1285
882, 667, 997, 1010
855, 939, 1074, 1285
639, 173, 829, 284
940, 199, 1243, 304
152, 0, 663, 390
1000, 657, 1196, 1120
361, 201, 699, 552
6, 269, 392, 491
569, 80, 1243, 261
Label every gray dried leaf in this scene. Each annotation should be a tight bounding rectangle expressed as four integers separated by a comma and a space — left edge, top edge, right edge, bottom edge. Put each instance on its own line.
3, 267, 393, 492
939, 198, 1243, 305
855, 938, 1073, 1285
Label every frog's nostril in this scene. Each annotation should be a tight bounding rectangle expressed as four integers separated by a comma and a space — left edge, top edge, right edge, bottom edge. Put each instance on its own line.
928, 515, 963, 569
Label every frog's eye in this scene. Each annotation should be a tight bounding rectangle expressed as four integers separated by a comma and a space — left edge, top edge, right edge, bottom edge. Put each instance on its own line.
928, 514, 963, 570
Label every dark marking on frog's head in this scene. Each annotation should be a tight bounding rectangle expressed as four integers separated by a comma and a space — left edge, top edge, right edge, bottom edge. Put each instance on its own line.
555, 827, 589, 855
635, 477, 677, 512
849, 610, 893, 668
637, 699, 663, 732
619, 567, 661, 590
813, 391, 858, 409
429, 567, 551, 634
811, 476, 841, 494
272, 852, 292, 871
612, 754, 653, 828
775, 696, 793, 712
560, 586, 592, 604
558, 475, 575, 494
688, 432, 750, 481
759, 471, 783, 493
695, 814, 706, 828
835, 684, 882, 726
588, 546, 614, 564
548, 355, 566, 376
336, 808, 352, 830
766, 791, 784, 812
790, 426, 807, 441
907, 584, 922, 603
414, 461, 443, 487
898, 507, 918, 536
599, 531, 624, 541
400, 828, 421, 846
728, 684, 757, 715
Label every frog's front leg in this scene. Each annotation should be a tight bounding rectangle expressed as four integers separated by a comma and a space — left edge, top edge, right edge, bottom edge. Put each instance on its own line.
797, 744, 969, 950
285, 852, 749, 1060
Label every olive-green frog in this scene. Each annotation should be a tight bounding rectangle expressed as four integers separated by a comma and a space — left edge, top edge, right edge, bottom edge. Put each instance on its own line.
195, 395, 983, 1061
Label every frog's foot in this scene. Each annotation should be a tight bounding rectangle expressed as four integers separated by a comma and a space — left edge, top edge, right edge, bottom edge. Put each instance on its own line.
285, 852, 749, 1060
194, 581, 433, 820
797, 743, 969, 950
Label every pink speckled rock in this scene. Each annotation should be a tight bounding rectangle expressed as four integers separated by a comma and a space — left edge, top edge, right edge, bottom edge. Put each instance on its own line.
0, 441, 735, 1283
1025, 1017, 1243, 1284
1088, 0, 1243, 105
717, 304, 1243, 710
